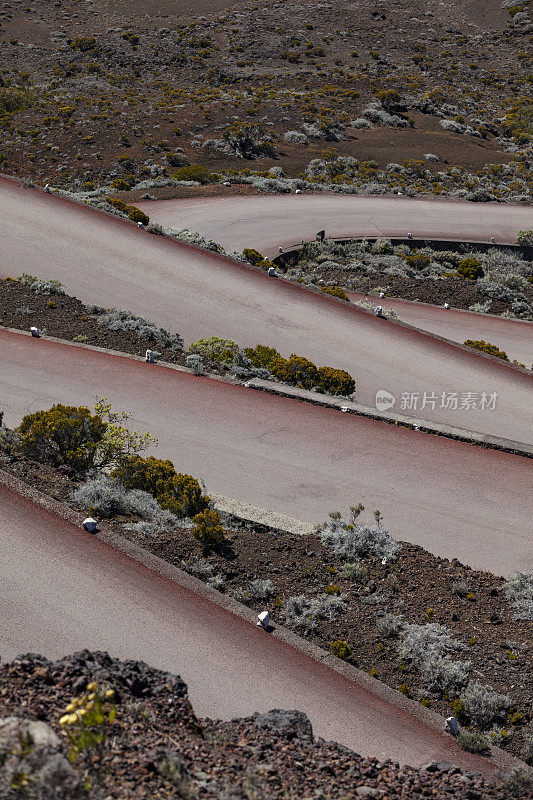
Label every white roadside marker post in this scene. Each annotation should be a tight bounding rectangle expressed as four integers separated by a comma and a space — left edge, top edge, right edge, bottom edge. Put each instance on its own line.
445, 716, 459, 737
257, 610, 270, 629
83, 517, 98, 533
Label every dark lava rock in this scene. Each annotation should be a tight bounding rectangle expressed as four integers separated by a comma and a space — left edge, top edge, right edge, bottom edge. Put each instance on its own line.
251, 709, 313, 740
0, 717, 86, 799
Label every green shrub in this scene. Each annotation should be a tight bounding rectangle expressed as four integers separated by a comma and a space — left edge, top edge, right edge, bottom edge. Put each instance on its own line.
0, 88, 29, 113
516, 229, 533, 245
400, 253, 431, 269
376, 89, 401, 111
398, 683, 410, 696
192, 508, 225, 546
17, 404, 106, 473
320, 286, 349, 301
316, 366, 355, 396
457, 258, 484, 280
188, 336, 240, 362
450, 698, 469, 724
325, 583, 341, 595
243, 344, 281, 369
243, 248, 265, 266
111, 455, 209, 517
329, 640, 351, 660
173, 164, 216, 184
501, 765, 533, 795
166, 152, 188, 168
121, 31, 139, 46
463, 339, 509, 361
457, 730, 490, 754
111, 178, 133, 191
127, 206, 149, 225
70, 36, 96, 52
107, 197, 128, 212
270, 354, 318, 389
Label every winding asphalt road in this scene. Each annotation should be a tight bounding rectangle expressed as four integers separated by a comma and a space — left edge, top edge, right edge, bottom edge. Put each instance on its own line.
136, 194, 531, 254
140, 192, 533, 366
2, 180, 531, 443
0, 481, 502, 774
347, 293, 532, 367
2, 330, 532, 575
0, 184, 531, 774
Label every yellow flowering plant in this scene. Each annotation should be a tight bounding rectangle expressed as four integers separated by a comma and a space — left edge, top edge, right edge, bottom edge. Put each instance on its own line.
59, 681, 117, 765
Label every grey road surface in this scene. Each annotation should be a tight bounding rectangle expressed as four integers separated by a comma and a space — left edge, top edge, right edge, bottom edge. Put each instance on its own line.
136, 193, 531, 253
0, 481, 506, 775
1, 180, 531, 443
2, 330, 531, 575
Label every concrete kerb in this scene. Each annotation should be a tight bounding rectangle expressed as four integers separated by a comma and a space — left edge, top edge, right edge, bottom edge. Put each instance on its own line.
2, 174, 531, 382
3, 326, 532, 459
246, 378, 533, 458
211, 493, 314, 536
0, 466, 524, 778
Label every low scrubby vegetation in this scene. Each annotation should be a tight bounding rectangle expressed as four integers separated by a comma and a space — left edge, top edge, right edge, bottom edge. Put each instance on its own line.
17, 403, 107, 473
463, 340, 510, 361
187, 337, 356, 396
318, 507, 399, 562
18, 273, 65, 296
7, 400, 224, 540
91, 308, 184, 352
281, 238, 533, 321
112, 455, 209, 518
504, 573, 533, 621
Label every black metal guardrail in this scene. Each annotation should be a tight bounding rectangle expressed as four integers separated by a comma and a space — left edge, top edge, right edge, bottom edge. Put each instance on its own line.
273, 237, 533, 268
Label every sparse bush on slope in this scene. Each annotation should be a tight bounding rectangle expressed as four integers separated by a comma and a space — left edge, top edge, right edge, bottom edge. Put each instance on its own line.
111, 455, 209, 518
318, 510, 399, 562
72, 474, 179, 532
504, 572, 533, 620
93, 309, 183, 352
17, 404, 106, 473
459, 682, 512, 729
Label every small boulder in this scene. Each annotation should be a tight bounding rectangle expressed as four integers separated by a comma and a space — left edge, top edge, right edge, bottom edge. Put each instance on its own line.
252, 709, 313, 740
0, 717, 86, 799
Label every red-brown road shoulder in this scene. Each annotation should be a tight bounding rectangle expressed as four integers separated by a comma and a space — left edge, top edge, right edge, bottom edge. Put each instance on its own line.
0, 479, 514, 776
347, 291, 533, 367
2, 329, 531, 575
1, 179, 531, 442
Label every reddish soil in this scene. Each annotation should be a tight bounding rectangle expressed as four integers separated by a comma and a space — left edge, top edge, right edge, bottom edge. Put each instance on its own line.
0, 277, 188, 365
0, 448, 531, 762
0, 0, 529, 188
0, 651, 527, 799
